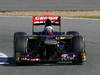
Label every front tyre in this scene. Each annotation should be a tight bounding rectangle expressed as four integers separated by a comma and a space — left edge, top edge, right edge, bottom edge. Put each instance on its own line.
14, 32, 28, 65
72, 36, 85, 64
72, 36, 84, 51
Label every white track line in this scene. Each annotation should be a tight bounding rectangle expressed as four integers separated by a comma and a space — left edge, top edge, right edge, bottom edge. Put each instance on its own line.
0, 16, 32, 18
0, 16, 100, 20
63, 17, 100, 20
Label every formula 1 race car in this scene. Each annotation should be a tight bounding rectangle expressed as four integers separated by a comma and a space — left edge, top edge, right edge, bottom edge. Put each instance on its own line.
14, 15, 87, 65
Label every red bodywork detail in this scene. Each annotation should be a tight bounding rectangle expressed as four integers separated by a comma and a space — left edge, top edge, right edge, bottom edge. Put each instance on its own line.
48, 32, 53, 35
32, 16, 61, 25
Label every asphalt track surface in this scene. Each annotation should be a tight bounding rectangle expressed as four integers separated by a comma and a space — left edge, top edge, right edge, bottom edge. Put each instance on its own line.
0, 0, 100, 11
0, 17, 100, 75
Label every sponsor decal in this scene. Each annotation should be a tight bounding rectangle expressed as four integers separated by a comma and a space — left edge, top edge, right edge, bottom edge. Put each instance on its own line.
22, 57, 40, 61
33, 16, 60, 24
34, 16, 58, 20
61, 54, 76, 61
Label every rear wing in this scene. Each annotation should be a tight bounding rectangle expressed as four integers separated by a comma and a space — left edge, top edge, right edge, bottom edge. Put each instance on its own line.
32, 16, 61, 32
32, 16, 61, 25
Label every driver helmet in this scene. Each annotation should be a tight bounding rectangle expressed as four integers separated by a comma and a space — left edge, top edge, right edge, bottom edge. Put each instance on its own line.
44, 26, 54, 35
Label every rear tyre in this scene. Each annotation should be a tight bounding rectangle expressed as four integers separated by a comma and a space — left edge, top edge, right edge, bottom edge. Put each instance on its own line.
72, 36, 85, 64
14, 32, 27, 65
66, 31, 80, 36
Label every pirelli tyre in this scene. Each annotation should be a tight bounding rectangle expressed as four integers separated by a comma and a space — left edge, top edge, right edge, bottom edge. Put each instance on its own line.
14, 32, 27, 65
72, 36, 86, 64
66, 31, 80, 36
72, 36, 84, 51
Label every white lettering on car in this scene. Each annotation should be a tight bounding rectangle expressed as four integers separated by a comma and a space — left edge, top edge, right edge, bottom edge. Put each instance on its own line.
34, 17, 58, 20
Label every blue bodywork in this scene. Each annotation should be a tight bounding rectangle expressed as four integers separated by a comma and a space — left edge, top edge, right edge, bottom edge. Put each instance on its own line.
33, 32, 65, 35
